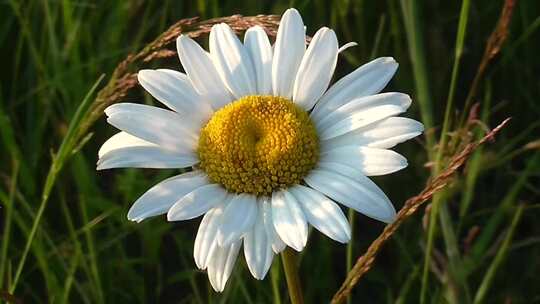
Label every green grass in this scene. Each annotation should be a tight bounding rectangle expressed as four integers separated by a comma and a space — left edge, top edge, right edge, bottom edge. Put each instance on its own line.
1, 0, 540, 303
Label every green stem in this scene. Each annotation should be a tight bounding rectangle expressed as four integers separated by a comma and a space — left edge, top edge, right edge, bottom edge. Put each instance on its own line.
0, 161, 18, 289
9, 75, 104, 293
271, 255, 282, 304
399, 0, 435, 151
473, 205, 524, 304
420, 0, 471, 302
281, 248, 304, 304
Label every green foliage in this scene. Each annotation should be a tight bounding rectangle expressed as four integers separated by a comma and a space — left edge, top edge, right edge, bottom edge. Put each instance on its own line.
1, 0, 539, 303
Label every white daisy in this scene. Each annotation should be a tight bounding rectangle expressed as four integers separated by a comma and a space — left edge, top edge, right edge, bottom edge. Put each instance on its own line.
97, 8, 423, 292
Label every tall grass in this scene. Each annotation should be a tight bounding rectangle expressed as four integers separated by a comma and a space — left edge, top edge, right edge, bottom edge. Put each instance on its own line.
1, 1, 539, 303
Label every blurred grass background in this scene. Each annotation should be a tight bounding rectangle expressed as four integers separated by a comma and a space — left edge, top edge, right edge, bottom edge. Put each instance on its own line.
1, 0, 539, 303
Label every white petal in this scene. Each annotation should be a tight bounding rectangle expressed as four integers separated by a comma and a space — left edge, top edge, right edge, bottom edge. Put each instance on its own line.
97, 147, 197, 170
311, 57, 399, 122
209, 23, 257, 99
167, 184, 228, 221
98, 131, 156, 158
193, 200, 228, 270
137, 69, 213, 123
320, 146, 408, 176
289, 185, 351, 243
319, 105, 405, 140
97, 132, 197, 170
244, 207, 274, 280
217, 194, 258, 246
207, 240, 241, 292
322, 117, 424, 150
104, 103, 198, 153
338, 42, 358, 53
304, 169, 396, 223
176, 35, 233, 110
293, 27, 338, 111
127, 171, 208, 222
318, 161, 380, 184
315, 92, 412, 131
261, 196, 286, 253
272, 8, 306, 98
244, 26, 273, 95
271, 189, 308, 252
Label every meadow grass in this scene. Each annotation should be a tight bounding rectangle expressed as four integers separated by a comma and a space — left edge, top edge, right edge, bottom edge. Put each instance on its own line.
1, 1, 539, 303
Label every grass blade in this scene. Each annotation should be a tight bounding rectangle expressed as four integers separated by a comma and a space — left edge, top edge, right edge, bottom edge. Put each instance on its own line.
9, 74, 105, 293
473, 204, 525, 304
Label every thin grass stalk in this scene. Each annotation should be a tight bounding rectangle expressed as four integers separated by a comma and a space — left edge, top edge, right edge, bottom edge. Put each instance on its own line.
459, 0, 517, 124
61, 249, 81, 304
438, 202, 471, 303
331, 119, 510, 304
399, 0, 435, 151
11, 204, 60, 298
473, 205, 524, 304
467, 152, 539, 268
7, 0, 46, 76
421, 1, 471, 302
438, 0, 471, 157
369, 15, 386, 59
395, 265, 419, 304
459, 84, 492, 223
80, 197, 104, 303
58, 195, 89, 303
0, 161, 18, 289
9, 75, 105, 293
234, 271, 255, 304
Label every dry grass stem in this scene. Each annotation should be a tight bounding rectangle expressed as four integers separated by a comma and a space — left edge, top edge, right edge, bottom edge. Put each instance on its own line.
464, 0, 517, 110
330, 118, 511, 304
75, 14, 280, 144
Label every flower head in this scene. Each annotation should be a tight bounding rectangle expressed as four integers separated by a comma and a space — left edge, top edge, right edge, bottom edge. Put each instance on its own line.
98, 8, 423, 292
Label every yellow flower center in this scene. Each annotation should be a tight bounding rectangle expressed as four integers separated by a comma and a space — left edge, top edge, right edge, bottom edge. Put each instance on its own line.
197, 95, 319, 195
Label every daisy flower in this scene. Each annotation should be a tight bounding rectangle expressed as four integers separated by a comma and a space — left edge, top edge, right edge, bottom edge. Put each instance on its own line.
97, 8, 423, 292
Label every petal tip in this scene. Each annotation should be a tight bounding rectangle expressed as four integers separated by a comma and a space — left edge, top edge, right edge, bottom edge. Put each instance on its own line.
338, 41, 358, 53
381, 56, 397, 64
416, 121, 425, 133
284, 8, 301, 15
103, 104, 117, 116
246, 25, 263, 33
127, 215, 140, 223
176, 34, 187, 42
137, 69, 152, 77
290, 244, 303, 252
377, 56, 399, 70
176, 34, 193, 49
127, 207, 144, 223
382, 211, 397, 224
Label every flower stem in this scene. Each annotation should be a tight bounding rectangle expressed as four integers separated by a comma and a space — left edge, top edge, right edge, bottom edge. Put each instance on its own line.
281, 248, 304, 304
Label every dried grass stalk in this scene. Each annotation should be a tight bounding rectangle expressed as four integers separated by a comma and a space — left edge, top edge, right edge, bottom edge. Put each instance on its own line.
330, 118, 511, 304
464, 0, 517, 110
76, 14, 280, 143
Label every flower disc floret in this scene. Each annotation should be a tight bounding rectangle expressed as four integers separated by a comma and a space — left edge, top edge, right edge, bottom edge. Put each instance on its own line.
197, 95, 319, 195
